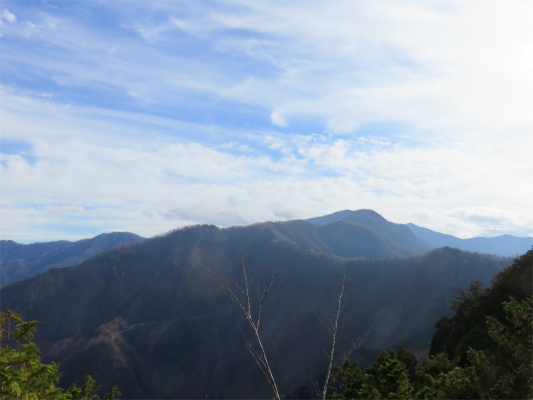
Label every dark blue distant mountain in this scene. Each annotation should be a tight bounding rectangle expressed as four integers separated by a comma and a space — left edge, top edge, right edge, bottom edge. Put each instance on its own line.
1, 232, 144, 285
0, 239, 71, 262
406, 223, 532, 257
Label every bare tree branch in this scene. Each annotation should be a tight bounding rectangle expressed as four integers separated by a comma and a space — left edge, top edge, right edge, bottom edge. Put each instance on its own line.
240, 249, 252, 318
310, 373, 321, 399
238, 325, 271, 383
202, 250, 280, 400
315, 312, 333, 335
319, 269, 351, 400
257, 274, 276, 330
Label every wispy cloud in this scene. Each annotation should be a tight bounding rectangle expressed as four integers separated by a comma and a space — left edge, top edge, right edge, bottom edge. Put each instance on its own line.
1, 9, 16, 23
1, 0, 531, 241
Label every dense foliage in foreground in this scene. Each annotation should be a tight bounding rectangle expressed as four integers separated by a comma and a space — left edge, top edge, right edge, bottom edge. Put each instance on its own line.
328, 249, 533, 399
0, 311, 121, 400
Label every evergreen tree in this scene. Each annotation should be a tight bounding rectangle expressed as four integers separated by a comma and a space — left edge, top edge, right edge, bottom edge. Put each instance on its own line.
430, 248, 532, 362
0, 311, 121, 400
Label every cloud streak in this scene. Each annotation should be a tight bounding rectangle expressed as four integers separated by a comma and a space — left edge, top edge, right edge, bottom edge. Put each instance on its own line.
0, 0, 531, 242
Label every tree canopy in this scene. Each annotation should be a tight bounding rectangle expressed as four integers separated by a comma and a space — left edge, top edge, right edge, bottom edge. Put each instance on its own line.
0, 311, 121, 400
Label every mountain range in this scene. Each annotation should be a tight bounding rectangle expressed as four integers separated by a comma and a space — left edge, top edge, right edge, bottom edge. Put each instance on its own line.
1, 210, 522, 398
1, 232, 144, 286
406, 223, 532, 257
3, 209, 529, 287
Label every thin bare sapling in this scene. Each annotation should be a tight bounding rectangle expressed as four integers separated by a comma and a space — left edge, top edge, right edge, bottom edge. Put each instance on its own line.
315, 269, 351, 400
202, 251, 280, 400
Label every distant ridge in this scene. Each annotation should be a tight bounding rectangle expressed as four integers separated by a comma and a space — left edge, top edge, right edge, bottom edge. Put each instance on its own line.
1, 211, 430, 287
0, 240, 71, 262
1, 219, 513, 398
2, 210, 528, 285
0, 232, 144, 286
407, 223, 533, 257
307, 209, 431, 254
246, 209, 432, 258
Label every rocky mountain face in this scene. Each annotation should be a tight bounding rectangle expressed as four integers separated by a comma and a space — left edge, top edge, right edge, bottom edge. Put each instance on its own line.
0, 212, 512, 398
1, 232, 144, 286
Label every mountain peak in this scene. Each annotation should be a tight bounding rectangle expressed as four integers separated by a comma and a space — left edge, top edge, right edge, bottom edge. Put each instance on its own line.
306, 209, 430, 254
306, 209, 385, 226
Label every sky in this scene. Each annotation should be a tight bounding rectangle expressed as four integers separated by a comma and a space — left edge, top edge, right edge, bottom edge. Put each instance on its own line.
0, 0, 532, 243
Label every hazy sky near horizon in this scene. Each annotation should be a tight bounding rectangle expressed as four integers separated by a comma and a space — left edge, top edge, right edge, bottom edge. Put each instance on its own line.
1, 0, 532, 242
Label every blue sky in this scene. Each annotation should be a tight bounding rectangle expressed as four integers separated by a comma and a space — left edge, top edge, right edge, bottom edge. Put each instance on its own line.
1, 0, 532, 242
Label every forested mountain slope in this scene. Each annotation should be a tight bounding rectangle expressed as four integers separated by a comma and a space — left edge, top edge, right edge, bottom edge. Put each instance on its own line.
1, 210, 426, 289
1, 221, 511, 398
308, 209, 430, 254
430, 248, 533, 361
0, 232, 144, 286
1, 239, 71, 262
257, 215, 428, 258
327, 248, 532, 399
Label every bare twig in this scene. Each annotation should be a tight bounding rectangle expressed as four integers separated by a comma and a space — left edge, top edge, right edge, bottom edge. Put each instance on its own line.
319, 269, 351, 400
310, 373, 321, 399
202, 251, 280, 400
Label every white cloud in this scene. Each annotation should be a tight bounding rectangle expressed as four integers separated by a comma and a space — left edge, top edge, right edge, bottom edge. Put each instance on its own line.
1, 9, 16, 23
43, 205, 87, 215
2, 91, 532, 241
3, 1, 531, 142
270, 109, 286, 127
1, 1, 532, 241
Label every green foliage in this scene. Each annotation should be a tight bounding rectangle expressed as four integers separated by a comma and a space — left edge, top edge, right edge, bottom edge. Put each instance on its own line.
1, 311, 62, 399
430, 248, 532, 363
330, 248, 533, 399
466, 297, 533, 399
330, 299, 532, 398
0, 311, 121, 400
328, 349, 415, 399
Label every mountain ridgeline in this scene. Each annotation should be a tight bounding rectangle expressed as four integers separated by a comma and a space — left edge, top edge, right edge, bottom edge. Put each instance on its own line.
307, 209, 430, 255
0, 232, 144, 286
2, 210, 529, 286
406, 223, 532, 257
0, 210, 516, 398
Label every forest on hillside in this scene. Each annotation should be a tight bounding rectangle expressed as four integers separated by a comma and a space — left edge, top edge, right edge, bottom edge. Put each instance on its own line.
2, 248, 531, 399
327, 248, 532, 399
